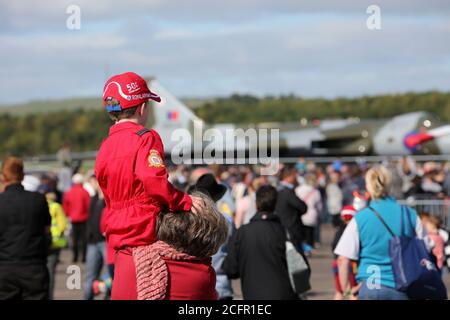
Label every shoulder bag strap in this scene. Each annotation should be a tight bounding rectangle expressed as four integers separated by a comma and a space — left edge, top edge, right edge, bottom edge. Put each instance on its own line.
402, 205, 415, 236
368, 207, 396, 238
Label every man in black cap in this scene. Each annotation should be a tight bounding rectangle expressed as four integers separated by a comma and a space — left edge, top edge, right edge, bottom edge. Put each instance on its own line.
187, 173, 227, 201
224, 185, 297, 299
188, 173, 235, 300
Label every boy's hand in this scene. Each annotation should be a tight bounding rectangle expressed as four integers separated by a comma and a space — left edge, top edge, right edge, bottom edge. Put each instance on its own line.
191, 196, 206, 214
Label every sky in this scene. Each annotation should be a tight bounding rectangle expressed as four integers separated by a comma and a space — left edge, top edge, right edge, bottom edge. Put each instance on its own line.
1, 0, 450, 104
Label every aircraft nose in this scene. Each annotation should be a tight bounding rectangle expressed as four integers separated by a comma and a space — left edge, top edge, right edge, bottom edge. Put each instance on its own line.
403, 132, 434, 152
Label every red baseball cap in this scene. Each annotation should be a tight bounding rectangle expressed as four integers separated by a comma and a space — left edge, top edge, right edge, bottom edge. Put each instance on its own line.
102, 72, 161, 111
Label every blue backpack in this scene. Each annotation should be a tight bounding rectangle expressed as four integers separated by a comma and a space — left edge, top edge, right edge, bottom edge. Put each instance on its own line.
369, 206, 447, 300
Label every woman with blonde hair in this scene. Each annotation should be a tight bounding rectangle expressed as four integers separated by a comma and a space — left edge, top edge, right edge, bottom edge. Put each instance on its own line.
334, 165, 429, 300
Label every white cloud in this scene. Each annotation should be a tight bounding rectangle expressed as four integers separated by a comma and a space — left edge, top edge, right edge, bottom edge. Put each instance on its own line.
1, 0, 450, 33
0, 1, 449, 104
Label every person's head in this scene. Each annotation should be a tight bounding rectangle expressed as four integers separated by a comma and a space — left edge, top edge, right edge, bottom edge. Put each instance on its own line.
353, 190, 370, 211
87, 174, 97, 187
22, 175, 40, 192
188, 173, 227, 202
350, 164, 362, 178
305, 161, 316, 173
72, 173, 84, 185
156, 192, 228, 258
340, 205, 357, 224
102, 72, 161, 125
365, 165, 392, 200
332, 160, 343, 173
40, 174, 52, 185
178, 165, 190, 178
45, 192, 57, 202
250, 176, 268, 193
279, 165, 297, 185
1, 156, 24, 186
304, 173, 317, 187
243, 171, 255, 186
106, 100, 149, 125
341, 164, 350, 175
87, 174, 102, 196
428, 216, 442, 232
255, 185, 278, 213
420, 212, 441, 233
329, 171, 341, 184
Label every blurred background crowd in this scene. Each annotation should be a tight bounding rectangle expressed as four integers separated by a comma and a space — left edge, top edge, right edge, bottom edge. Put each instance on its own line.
2, 153, 449, 300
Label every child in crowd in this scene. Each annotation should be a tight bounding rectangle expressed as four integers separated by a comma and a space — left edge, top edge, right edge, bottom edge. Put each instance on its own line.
331, 205, 358, 300
95, 72, 205, 299
420, 212, 445, 271
132, 192, 228, 300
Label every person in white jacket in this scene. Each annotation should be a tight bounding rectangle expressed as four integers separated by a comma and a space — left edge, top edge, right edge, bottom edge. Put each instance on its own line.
296, 174, 322, 248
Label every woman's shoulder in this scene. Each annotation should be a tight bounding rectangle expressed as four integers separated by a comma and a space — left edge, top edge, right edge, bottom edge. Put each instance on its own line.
353, 205, 382, 226
354, 206, 372, 218
357, 198, 418, 224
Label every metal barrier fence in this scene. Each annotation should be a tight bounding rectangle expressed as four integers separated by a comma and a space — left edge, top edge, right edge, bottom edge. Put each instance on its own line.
398, 199, 450, 229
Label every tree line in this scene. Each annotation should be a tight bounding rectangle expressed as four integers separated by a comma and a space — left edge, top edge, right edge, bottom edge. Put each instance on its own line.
195, 91, 450, 124
1, 91, 449, 157
0, 109, 111, 157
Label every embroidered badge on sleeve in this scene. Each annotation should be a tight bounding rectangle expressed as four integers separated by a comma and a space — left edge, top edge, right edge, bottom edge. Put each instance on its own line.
148, 149, 165, 168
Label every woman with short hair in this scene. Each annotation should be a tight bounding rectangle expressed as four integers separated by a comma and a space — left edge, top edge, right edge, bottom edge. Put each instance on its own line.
132, 192, 228, 300
335, 165, 428, 300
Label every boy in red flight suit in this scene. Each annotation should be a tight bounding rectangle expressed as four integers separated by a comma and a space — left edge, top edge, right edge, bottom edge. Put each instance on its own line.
95, 72, 204, 300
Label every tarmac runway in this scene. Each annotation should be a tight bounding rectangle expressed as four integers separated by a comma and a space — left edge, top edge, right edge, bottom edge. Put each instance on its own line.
52, 224, 450, 300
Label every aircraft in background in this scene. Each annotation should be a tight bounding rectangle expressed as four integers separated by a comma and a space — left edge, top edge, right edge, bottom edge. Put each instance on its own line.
25, 80, 450, 166
148, 79, 450, 158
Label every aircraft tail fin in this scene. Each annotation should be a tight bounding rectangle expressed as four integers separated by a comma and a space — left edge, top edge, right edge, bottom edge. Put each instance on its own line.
147, 79, 203, 150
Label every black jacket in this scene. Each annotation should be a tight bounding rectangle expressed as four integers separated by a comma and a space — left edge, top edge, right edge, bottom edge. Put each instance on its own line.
0, 184, 51, 265
87, 194, 106, 244
223, 212, 297, 300
275, 184, 307, 252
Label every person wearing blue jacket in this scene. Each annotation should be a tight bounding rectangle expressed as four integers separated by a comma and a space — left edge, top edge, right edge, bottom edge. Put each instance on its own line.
335, 165, 429, 300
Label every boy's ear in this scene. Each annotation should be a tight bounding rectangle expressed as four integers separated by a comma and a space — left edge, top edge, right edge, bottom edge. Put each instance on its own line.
141, 102, 148, 115
134, 102, 145, 116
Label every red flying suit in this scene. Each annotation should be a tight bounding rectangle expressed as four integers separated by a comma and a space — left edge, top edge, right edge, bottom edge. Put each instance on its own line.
95, 121, 192, 299
96, 121, 192, 249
